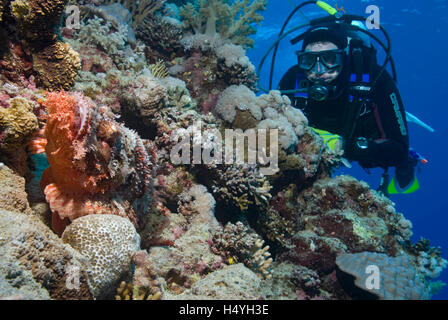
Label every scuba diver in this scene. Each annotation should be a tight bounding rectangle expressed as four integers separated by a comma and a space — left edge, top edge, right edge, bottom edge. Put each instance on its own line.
278, 22, 418, 195
257, 1, 432, 196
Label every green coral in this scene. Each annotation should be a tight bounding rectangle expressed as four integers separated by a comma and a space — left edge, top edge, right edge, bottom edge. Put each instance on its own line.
180, 0, 267, 48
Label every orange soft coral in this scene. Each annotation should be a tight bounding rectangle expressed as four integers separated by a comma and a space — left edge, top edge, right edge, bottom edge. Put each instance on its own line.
41, 91, 155, 235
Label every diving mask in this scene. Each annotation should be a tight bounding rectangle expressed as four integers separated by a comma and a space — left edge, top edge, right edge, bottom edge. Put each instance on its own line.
296, 49, 345, 73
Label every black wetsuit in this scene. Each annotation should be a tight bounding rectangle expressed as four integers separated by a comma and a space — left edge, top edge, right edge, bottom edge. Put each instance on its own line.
279, 64, 415, 185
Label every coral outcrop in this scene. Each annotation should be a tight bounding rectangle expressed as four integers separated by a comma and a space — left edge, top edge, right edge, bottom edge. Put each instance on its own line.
0, 0, 81, 90
0, 96, 38, 174
0, 165, 33, 215
62, 214, 141, 299
0, 209, 92, 300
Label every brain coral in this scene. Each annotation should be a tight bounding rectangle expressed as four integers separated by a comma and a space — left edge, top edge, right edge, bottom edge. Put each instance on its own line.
62, 214, 141, 299
336, 251, 430, 300
41, 91, 155, 235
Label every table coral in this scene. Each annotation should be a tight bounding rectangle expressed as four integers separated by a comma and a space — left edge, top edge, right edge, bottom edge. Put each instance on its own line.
40, 91, 156, 235
336, 252, 431, 300
62, 214, 141, 299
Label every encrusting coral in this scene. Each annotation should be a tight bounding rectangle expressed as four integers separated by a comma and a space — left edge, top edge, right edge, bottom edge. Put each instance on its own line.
31, 41, 81, 91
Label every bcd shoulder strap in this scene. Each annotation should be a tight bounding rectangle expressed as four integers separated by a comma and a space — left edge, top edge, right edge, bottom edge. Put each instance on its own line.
342, 39, 374, 146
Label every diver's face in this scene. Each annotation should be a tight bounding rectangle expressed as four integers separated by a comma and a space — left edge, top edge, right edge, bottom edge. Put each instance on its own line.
304, 42, 342, 83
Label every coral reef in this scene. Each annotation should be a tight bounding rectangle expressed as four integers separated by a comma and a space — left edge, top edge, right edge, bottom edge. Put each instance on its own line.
0, 0, 445, 301
62, 214, 141, 299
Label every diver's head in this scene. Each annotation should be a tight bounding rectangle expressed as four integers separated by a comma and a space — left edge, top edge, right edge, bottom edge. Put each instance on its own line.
301, 41, 343, 83
296, 23, 348, 84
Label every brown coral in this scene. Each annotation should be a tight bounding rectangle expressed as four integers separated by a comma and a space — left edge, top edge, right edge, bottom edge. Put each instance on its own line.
0, 165, 33, 215
0, 96, 39, 174
32, 41, 81, 91
11, 0, 68, 43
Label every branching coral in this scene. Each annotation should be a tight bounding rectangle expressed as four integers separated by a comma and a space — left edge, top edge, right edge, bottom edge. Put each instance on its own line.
197, 162, 272, 213
214, 87, 308, 150
211, 222, 273, 279
103, 0, 166, 28
180, 0, 267, 49
77, 16, 129, 56
41, 91, 156, 235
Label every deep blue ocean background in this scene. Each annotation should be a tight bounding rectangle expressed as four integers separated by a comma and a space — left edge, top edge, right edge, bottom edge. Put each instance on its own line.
247, 0, 448, 299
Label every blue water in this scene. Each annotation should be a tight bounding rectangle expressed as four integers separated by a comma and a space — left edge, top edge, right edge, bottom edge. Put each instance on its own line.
248, 0, 448, 299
